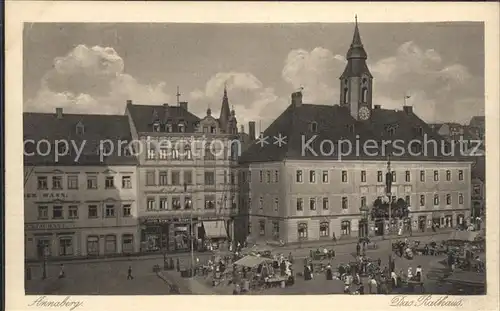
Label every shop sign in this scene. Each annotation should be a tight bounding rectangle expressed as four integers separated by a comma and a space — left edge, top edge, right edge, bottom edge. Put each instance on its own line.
24, 192, 68, 199
25, 222, 75, 230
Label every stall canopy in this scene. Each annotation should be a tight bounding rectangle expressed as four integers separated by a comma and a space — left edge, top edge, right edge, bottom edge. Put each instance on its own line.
234, 255, 271, 268
203, 221, 227, 239
448, 231, 480, 242
248, 244, 273, 253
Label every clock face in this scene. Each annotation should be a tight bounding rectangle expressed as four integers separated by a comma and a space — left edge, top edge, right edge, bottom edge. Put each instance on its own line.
358, 106, 371, 120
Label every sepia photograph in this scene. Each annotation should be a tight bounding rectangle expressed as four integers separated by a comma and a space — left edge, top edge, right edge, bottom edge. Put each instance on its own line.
4, 2, 499, 311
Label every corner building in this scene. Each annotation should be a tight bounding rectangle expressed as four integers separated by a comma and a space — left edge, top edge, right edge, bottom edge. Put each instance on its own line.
24, 109, 140, 259
238, 20, 473, 245
126, 88, 244, 253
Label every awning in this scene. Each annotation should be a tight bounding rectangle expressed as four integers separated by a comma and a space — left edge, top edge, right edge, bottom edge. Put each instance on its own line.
203, 221, 227, 239
234, 255, 271, 268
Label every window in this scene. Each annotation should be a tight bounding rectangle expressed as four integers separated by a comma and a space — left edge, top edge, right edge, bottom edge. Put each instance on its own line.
53, 206, 63, 219
68, 205, 78, 219
405, 171, 411, 182
223, 171, 228, 184
275, 170, 279, 183
122, 176, 132, 189
297, 198, 304, 211
309, 170, 316, 183
259, 171, 263, 183
274, 198, 279, 211
178, 123, 185, 133
59, 237, 73, 256
184, 171, 193, 185
52, 176, 63, 189
87, 236, 99, 256
420, 170, 425, 182
392, 171, 397, 182
153, 123, 160, 132
342, 197, 348, 210
76, 123, 85, 135
341, 171, 348, 182
158, 146, 168, 160
88, 205, 98, 218
204, 195, 216, 209
309, 198, 316, 210
323, 197, 329, 210
433, 194, 439, 206
105, 235, 117, 254
266, 171, 271, 183
433, 170, 439, 181
171, 171, 180, 185
122, 204, 132, 217
459, 193, 464, 204
105, 176, 115, 189
298, 223, 308, 239
204, 146, 215, 161
272, 221, 280, 239
420, 195, 425, 206
259, 220, 265, 236
361, 171, 366, 183
310, 122, 318, 132
204, 172, 215, 185
377, 171, 383, 182
405, 195, 411, 206
296, 170, 303, 183
320, 222, 329, 237
147, 147, 156, 160
446, 194, 451, 205
231, 172, 236, 185
159, 171, 168, 186
87, 176, 98, 189
67, 175, 78, 189
185, 197, 192, 209
172, 148, 180, 160
210, 126, 217, 134
37, 176, 48, 190
259, 197, 263, 210
446, 170, 451, 181
147, 198, 155, 211
122, 234, 134, 253
172, 197, 181, 210
343, 87, 348, 104
38, 206, 48, 219
105, 204, 115, 217
341, 221, 351, 236
361, 196, 366, 207
458, 170, 464, 181
159, 198, 168, 210
361, 87, 368, 103
322, 170, 329, 183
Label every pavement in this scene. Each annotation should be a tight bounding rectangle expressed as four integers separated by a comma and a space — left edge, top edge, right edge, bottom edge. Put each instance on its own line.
24, 230, 454, 295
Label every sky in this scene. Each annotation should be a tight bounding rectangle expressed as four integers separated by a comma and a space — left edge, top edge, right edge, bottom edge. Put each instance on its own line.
23, 22, 484, 131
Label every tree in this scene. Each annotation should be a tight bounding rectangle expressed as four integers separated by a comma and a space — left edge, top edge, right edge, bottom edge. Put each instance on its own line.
371, 197, 409, 220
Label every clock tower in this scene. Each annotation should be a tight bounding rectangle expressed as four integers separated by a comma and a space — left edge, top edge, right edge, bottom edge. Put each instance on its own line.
339, 16, 373, 121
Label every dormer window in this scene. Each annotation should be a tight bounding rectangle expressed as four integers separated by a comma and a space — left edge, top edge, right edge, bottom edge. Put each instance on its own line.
178, 123, 185, 133
346, 124, 355, 133
76, 122, 85, 135
309, 122, 318, 132
153, 123, 160, 132
165, 123, 172, 133
210, 126, 217, 134
386, 123, 398, 136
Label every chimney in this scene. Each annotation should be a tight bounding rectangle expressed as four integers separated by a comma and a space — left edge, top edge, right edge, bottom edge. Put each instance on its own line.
374, 105, 381, 110
56, 108, 63, 119
291, 91, 303, 107
179, 101, 188, 111
403, 106, 413, 114
248, 121, 256, 141
126, 99, 133, 105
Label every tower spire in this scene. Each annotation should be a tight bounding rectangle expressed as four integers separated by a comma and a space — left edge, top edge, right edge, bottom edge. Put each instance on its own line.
351, 15, 363, 49
219, 83, 231, 132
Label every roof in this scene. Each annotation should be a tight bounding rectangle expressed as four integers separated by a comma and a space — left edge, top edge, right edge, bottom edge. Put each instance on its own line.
233, 255, 271, 268
126, 102, 200, 133
240, 103, 474, 164
469, 116, 485, 126
23, 112, 138, 166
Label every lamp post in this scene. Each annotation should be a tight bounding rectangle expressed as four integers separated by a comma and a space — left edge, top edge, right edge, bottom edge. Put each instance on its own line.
184, 182, 195, 277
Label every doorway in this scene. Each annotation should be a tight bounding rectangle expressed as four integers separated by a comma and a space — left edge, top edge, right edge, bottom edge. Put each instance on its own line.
374, 219, 384, 236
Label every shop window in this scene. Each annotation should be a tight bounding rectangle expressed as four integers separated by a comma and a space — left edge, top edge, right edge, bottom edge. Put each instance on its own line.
259, 220, 265, 236
59, 237, 74, 256
122, 234, 134, 253
87, 236, 99, 256
298, 223, 308, 239
341, 221, 351, 236
105, 235, 117, 254
296, 198, 303, 211
320, 222, 329, 237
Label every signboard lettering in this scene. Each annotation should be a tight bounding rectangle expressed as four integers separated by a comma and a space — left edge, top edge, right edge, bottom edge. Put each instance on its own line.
24, 193, 68, 199
25, 222, 75, 230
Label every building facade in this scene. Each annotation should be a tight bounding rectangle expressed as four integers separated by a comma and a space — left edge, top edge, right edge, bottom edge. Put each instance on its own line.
126, 88, 245, 253
24, 110, 139, 260
238, 19, 473, 245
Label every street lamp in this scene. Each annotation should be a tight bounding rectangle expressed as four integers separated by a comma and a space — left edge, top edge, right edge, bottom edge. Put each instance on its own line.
184, 182, 195, 277
359, 204, 369, 238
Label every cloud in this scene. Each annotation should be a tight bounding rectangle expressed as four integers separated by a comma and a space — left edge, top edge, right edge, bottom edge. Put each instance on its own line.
25, 44, 171, 114
281, 41, 484, 123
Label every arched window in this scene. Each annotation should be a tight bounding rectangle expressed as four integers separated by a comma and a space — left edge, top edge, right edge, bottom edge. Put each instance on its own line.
362, 87, 368, 103
298, 223, 308, 239
343, 88, 348, 104
341, 220, 351, 236
319, 222, 329, 237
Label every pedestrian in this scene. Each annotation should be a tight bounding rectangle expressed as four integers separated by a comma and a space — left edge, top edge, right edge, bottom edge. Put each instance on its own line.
127, 265, 134, 280
356, 243, 361, 256
176, 258, 180, 272
332, 232, 337, 243
58, 264, 65, 279
377, 258, 381, 267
